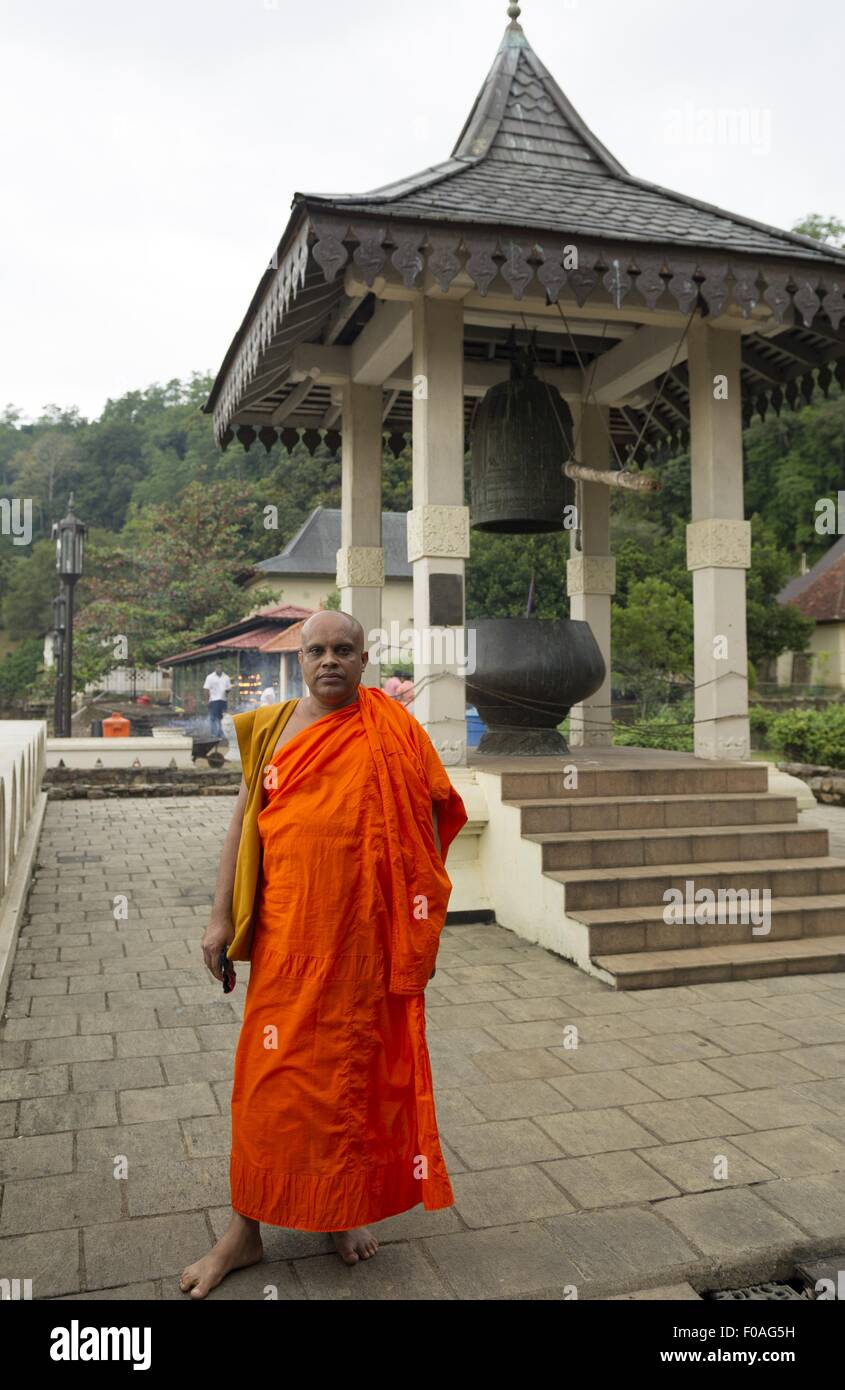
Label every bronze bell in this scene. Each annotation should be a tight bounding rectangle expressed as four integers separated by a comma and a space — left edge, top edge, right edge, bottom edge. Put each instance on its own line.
470, 340, 575, 533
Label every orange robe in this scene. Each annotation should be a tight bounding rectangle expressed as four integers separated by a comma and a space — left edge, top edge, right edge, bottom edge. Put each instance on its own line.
229, 686, 467, 1231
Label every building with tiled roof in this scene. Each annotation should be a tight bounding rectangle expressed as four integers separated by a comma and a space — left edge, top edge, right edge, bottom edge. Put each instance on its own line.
775, 535, 845, 689
247, 507, 413, 632
157, 604, 313, 710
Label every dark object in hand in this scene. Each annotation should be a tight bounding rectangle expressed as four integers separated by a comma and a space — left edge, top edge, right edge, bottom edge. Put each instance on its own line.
219, 949, 237, 993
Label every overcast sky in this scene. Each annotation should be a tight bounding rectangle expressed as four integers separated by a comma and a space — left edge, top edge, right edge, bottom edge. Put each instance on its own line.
2, 0, 842, 422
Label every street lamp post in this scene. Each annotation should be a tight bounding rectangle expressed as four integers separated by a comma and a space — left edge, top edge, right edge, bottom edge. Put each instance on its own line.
51, 495, 86, 738
52, 592, 66, 737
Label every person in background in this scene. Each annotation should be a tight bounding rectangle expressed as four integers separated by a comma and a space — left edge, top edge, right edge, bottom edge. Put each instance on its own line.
203, 663, 232, 739
259, 682, 276, 707
383, 669, 414, 709
395, 677, 414, 709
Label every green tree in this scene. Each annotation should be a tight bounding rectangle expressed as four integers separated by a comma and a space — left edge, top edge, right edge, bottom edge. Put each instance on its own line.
792, 214, 845, 248
0, 637, 43, 708
7, 432, 81, 539
611, 576, 694, 715
2, 539, 58, 639
745, 515, 815, 667
467, 531, 570, 618
76, 480, 275, 667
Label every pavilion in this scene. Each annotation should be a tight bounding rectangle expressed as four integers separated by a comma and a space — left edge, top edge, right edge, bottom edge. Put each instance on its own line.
203, 4, 845, 987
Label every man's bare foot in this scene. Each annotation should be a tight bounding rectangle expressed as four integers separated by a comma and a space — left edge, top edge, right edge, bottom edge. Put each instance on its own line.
179, 1212, 263, 1299
331, 1227, 379, 1265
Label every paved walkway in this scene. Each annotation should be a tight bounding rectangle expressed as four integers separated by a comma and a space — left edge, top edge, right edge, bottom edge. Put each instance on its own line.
1, 797, 845, 1300
803, 802, 845, 859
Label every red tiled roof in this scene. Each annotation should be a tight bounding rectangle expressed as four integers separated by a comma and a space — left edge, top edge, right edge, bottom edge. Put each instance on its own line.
158, 609, 316, 667
251, 603, 312, 621
156, 641, 229, 666
783, 550, 844, 622
261, 619, 307, 653
219, 625, 281, 650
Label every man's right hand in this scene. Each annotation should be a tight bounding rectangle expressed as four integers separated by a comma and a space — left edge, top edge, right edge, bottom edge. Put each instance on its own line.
202, 917, 235, 980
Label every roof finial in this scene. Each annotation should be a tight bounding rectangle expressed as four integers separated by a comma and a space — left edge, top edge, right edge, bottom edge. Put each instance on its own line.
507, 2, 521, 22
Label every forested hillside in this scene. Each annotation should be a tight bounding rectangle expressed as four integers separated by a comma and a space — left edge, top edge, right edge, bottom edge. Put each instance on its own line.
0, 366, 839, 702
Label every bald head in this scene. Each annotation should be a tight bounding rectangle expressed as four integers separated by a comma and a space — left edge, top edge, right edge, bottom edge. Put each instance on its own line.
300, 610, 365, 654
298, 610, 368, 708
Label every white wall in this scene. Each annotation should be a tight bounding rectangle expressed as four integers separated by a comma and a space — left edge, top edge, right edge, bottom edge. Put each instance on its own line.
0, 721, 47, 896
249, 574, 414, 636
84, 666, 172, 696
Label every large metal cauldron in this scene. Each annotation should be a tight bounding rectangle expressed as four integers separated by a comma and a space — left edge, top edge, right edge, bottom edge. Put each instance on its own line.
466, 618, 606, 755
470, 347, 575, 533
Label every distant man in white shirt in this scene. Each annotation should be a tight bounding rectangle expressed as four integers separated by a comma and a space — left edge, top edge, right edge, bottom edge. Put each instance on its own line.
203, 664, 232, 739
259, 683, 276, 707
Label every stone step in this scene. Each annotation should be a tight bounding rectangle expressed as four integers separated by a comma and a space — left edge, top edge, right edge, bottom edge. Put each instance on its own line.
529, 821, 828, 872
500, 762, 769, 802
507, 792, 798, 835
571, 894, 845, 954
593, 933, 845, 989
548, 855, 845, 911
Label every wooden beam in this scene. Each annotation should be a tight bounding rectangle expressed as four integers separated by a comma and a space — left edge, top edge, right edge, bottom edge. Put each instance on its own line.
739, 343, 789, 385
291, 344, 584, 396
323, 291, 366, 346
290, 343, 350, 383
322, 389, 341, 425
767, 335, 824, 369
270, 369, 321, 424
587, 325, 691, 403
804, 322, 845, 349
350, 300, 413, 385
463, 306, 638, 340
343, 263, 694, 328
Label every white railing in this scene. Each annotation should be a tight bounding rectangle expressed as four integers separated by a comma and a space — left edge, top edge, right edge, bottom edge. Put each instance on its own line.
0, 721, 47, 901
83, 666, 172, 696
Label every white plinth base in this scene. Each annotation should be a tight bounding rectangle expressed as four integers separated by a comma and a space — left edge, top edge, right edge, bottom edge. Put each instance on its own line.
444, 767, 491, 916
47, 737, 194, 770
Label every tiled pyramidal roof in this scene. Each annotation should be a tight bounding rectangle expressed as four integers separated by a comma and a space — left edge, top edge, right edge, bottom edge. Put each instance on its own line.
205, 11, 845, 448
305, 20, 845, 264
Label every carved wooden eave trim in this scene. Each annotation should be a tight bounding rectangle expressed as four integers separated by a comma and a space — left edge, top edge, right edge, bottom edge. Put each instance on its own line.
307, 210, 845, 325
212, 209, 845, 454
211, 220, 310, 442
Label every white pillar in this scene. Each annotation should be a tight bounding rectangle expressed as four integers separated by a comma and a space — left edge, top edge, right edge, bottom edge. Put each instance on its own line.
408, 298, 468, 766
566, 401, 615, 746
336, 382, 383, 688
686, 317, 751, 759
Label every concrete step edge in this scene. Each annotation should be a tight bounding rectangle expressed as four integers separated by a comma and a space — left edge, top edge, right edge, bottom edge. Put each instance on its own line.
572, 894, 845, 925
547, 856, 845, 885
527, 822, 820, 845
595, 934, 845, 973
505, 792, 796, 808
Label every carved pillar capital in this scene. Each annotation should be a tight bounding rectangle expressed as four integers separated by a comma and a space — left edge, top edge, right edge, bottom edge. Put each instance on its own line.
335, 546, 385, 588
406, 505, 470, 562
686, 519, 751, 570
566, 554, 616, 596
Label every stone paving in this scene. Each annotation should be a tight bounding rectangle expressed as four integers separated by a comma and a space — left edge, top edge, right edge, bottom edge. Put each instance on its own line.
804, 802, 845, 860
1, 797, 845, 1300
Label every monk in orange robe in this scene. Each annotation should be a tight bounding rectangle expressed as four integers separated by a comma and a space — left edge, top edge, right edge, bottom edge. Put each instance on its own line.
180, 610, 467, 1297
